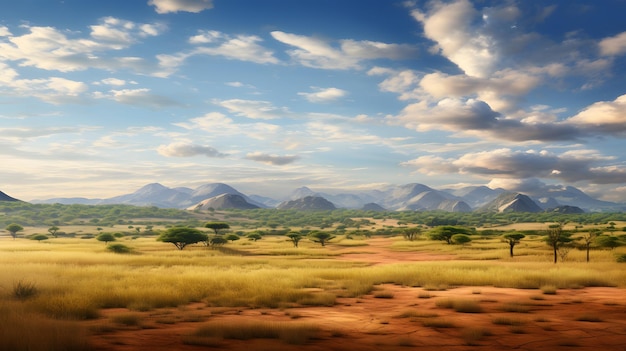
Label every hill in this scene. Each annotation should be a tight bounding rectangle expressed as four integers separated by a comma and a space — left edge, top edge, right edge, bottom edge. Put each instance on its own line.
0, 190, 20, 202
277, 196, 336, 210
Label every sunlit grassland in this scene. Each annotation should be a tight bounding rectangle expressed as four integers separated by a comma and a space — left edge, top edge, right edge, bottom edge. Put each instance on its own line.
1, 228, 625, 350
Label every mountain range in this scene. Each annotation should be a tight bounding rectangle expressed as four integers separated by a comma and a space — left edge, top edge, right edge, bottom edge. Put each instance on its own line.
22, 182, 626, 213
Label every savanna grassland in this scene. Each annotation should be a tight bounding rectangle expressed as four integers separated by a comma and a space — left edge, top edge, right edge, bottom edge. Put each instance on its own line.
1, 205, 626, 350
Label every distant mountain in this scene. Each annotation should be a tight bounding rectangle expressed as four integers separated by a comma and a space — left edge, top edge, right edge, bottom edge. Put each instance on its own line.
188, 194, 259, 210
396, 190, 471, 212
361, 203, 386, 211
546, 205, 585, 214
534, 197, 560, 210
446, 186, 505, 208
0, 190, 20, 202
27, 181, 626, 212
99, 183, 191, 208
277, 196, 336, 210
248, 194, 280, 208
479, 193, 543, 213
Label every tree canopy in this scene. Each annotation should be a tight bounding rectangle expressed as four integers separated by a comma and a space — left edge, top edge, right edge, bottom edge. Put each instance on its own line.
428, 226, 472, 244
157, 227, 208, 250
5, 223, 23, 239
205, 222, 230, 235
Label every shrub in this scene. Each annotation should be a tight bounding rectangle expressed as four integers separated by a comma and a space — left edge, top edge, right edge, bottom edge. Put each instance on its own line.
13, 280, 38, 300
30, 234, 49, 242
616, 254, 626, 263
107, 243, 133, 254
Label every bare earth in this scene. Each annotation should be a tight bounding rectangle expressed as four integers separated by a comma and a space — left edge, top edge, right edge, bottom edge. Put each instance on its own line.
87, 238, 626, 351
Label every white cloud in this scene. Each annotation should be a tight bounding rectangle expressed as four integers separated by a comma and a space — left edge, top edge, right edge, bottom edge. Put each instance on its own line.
175, 112, 282, 140
0, 63, 89, 104
190, 30, 278, 64
149, 0, 213, 14
157, 142, 226, 158
599, 31, 626, 56
412, 0, 497, 77
214, 99, 292, 120
271, 31, 415, 70
402, 148, 626, 184
0, 26, 10, 36
245, 152, 300, 165
0, 18, 164, 73
568, 94, 626, 135
94, 88, 182, 108
298, 87, 347, 103
97, 78, 130, 86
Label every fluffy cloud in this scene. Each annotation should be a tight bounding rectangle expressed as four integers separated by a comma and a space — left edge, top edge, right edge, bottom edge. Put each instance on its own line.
599, 31, 626, 56
189, 30, 278, 64
298, 87, 347, 103
149, 0, 213, 14
391, 98, 499, 132
157, 142, 226, 158
0, 18, 164, 73
402, 148, 626, 184
271, 31, 415, 70
568, 94, 626, 135
412, 0, 497, 77
0, 63, 88, 104
245, 152, 300, 165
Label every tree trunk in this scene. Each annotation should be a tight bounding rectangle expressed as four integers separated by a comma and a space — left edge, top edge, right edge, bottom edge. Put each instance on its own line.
553, 245, 558, 264
586, 244, 590, 262
509, 243, 514, 257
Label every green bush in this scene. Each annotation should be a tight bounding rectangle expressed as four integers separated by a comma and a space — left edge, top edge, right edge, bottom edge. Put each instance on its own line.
616, 254, 626, 263
107, 243, 133, 254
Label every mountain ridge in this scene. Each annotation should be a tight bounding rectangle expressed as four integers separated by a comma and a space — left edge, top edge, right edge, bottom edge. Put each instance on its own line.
24, 181, 626, 212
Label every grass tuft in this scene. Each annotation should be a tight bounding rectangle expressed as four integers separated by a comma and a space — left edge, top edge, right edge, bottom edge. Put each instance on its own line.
436, 298, 482, 313
189, 320, 320, 345
12, 280, 38, 300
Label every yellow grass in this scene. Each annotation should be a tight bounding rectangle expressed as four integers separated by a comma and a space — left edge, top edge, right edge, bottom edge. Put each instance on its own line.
1, 226, 626, 348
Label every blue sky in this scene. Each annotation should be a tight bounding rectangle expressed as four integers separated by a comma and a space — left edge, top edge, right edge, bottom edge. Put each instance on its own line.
1, 0, 626, 202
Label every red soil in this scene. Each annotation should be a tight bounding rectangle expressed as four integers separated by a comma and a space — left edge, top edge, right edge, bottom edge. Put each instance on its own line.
87, 238, 626, 351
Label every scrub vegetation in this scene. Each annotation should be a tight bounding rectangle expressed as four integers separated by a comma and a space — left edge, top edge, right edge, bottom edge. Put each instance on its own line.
1, 203, 625, 349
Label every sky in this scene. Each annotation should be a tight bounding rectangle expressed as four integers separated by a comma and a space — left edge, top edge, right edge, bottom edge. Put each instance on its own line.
1, 0, 626, 203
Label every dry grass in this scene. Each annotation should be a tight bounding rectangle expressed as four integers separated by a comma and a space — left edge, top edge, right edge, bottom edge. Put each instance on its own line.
436, 298, 483, 313
0, 300, 89, 351
186, 320, 321, 345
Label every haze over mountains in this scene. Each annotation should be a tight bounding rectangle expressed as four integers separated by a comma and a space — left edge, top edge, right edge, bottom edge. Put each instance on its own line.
24, 182, 626, 213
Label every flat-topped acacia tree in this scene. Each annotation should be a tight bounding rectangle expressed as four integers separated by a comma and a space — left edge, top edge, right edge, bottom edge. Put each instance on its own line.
205, 222, 230, 235
157, 227, 208, 250
502, 232, 525, 257
5, 223, 23, 240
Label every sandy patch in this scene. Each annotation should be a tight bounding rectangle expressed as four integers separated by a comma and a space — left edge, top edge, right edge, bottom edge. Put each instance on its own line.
86, 238, 626, 351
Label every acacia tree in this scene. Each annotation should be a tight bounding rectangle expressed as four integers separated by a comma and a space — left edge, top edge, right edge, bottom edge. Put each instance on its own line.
96, 233, 116, 245
309, 231, 335, 247
428, 226, 471, 245
48, 226, 60, 238
157, 227, 208, 250
205, 222, 230, 235
402, 227, 422, 241
247, 232, 262, 241
286, 232, 303, 247
5, 223, 23, 240
579, 229, 601, 262
545, 223, 572, 264
502, 233, 525, 257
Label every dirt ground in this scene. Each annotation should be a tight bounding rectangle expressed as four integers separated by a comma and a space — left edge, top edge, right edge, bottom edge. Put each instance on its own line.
87, 238, 626, 351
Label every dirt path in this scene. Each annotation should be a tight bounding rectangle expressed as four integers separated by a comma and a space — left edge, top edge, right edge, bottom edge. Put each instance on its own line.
87, 238, 626, 351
